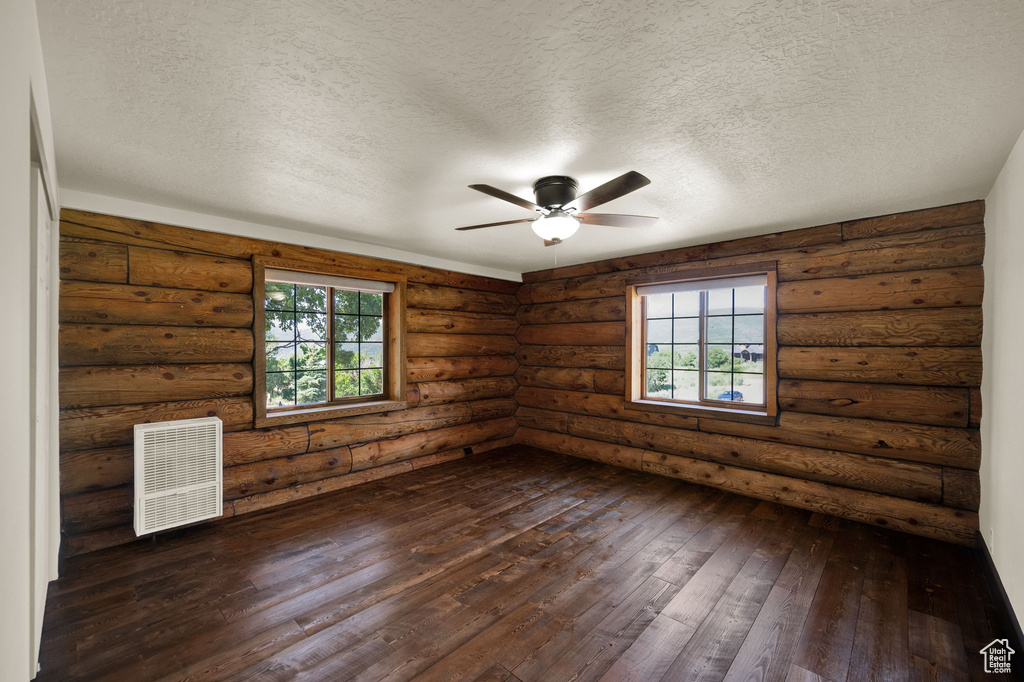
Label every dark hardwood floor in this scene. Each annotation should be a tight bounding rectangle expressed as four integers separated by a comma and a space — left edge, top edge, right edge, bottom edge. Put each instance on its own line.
39, 446, 1013, 681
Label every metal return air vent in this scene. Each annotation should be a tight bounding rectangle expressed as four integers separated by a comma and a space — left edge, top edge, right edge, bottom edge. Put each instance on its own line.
134, 416, 223, 536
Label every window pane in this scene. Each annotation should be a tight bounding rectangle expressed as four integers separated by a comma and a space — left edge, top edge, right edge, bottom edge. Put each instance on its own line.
734, 354, 765, 375
360, 292, 383, 315
360, 343, 384, 368
734, 315, 764, 344
265, 312, 295, 341
673, 345, 699, 369
359, 316, 384, 342
705, 316, 732, 344
646, 369, 672, 399
265, 282, 294, 311
673, 291, 700, 317
335, 370, 359, 398
295, 285, 327, 312
706, 372, 734, 399
266, 342, 295, 371
734, 285, 765, 314
334, 289, 359, 315
360, 368, 383, 395
646, 293, 672, 318
646, 318, 672, 344
647, 345, 670, 368
297, 312, 327, 341
673, 370, 699, 402
673, 317, 699, 343
266, 372, 294, 408
297, 342, 327, 370
705, 344, 733, 370
707, 288, 733, 316
733, 373, 764, 403
335, 343, 359, 369
295, 370, 327, 405
334, 315, 359, 342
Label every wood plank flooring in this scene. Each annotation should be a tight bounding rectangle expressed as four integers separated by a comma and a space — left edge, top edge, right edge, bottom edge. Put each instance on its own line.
38, 446, 1014, 681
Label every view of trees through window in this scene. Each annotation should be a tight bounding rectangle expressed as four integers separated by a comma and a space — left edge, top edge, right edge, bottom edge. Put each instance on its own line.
644, 284, 766, 405
265, 282, 384, 408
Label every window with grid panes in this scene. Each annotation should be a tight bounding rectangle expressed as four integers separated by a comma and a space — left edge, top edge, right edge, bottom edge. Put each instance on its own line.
626, 265, 778, 423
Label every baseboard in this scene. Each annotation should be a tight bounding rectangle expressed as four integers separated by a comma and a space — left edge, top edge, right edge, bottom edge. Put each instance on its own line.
976, 531, 1024, 656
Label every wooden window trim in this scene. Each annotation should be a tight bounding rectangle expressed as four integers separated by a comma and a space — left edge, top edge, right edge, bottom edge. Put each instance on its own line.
625, 261, 779, 426
253, 256, 408, 428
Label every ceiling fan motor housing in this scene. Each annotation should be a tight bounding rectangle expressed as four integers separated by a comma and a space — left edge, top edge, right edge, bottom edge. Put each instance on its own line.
533, 175, 578, 209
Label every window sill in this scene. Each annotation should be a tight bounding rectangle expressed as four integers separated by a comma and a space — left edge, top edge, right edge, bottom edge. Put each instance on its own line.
624, 398, 779, 426
255, 399, 409, 428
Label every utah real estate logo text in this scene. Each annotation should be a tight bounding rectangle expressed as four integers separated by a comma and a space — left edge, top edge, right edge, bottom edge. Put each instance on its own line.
979, 639, 1015, 674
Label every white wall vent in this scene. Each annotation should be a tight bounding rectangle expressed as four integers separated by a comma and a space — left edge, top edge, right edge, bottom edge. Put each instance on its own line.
134, 416, 223, 536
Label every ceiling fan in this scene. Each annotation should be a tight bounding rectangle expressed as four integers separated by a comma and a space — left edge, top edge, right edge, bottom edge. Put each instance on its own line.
456, 171, 657, 245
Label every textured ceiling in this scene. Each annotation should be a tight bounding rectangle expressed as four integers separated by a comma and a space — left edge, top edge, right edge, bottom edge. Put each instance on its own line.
38, 0, 1024, 276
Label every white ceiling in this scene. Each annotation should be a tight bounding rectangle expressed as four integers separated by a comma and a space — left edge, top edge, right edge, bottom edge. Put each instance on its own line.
37, 0, 1024, 277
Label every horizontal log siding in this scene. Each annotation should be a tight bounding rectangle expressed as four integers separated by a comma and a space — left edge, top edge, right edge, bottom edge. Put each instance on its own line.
58, 210, 519, 555
515, 201, 984, 544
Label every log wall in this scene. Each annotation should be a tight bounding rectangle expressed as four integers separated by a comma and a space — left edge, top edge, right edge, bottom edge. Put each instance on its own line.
515, 201, 984, 546
57, 210, 520, 556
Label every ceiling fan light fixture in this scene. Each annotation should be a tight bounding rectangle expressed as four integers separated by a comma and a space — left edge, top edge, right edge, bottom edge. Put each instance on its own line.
531, 211, 580, 241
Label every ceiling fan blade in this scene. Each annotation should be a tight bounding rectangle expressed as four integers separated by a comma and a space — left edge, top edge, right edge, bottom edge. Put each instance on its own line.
576, 213, 659, 228
569, 171, 651, 212
455, 218, 536, 231
469, 184, 540, 212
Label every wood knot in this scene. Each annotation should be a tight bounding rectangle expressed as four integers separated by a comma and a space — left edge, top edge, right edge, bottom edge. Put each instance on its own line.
164, 333, 174, 339
162, 372, 175, 380
233, 372, 244, 379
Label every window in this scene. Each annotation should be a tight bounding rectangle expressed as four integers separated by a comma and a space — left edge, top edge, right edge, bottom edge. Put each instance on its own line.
253, 257, 407, 428
626, 263, 778, 424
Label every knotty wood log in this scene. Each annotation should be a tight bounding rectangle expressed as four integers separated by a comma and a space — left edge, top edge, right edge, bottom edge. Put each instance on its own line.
778, 380, 969, 427
223, 425, 311, 466
516, 345, 625, 370
59, 240, 127, 283
519, 227, 983, 304
777, 267, 983, 314
59, 397, 253, 451
223, 448, 352, 499
60, 211, 518, 294
641, 450, 977, 545
228, 437, 514, 517
406, 282, 518, 314
60, 446, 133, 495
127, 246, 253, 294
306, 398, 514, 452
562, 413, 943, 502
515, 322, 625, 346
521, 223, 843, 283
406, 333, 519, 357
515, 406, 569, 433
778, 347, 982, 386
777, 308, 983, 347
517, 297, 626, 325
514, 386, 698, 431
416, 376, 518, 406
59, 324, 253, 366
699, 411, 980, 470
63, 526, 139, 558
515, 427, 644, 471
841, 201, 983, 240
942, 468, 981, 511
60, 281, 254, 327
349, 416, 517, 471
405, 309, 518, 335
515, 366, 624, 394
62, 486, 133, 535
406, 355, 518, 382
60, 364, 253, 408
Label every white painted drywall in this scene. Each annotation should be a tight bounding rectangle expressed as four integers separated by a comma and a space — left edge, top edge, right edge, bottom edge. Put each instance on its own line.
982, 126, 1024, 623
1, 1, 60, 678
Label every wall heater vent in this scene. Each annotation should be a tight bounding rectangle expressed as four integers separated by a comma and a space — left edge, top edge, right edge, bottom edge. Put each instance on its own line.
134, 416, 223, 536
